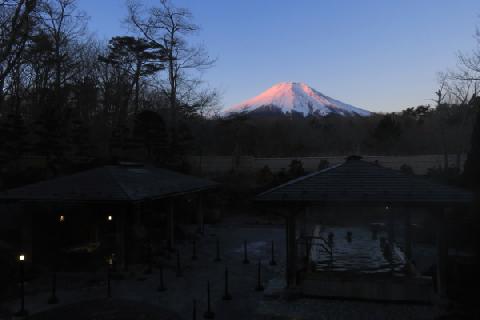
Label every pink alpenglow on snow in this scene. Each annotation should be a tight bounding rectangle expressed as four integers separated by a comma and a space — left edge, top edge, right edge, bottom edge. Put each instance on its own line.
224, 82, 371, 117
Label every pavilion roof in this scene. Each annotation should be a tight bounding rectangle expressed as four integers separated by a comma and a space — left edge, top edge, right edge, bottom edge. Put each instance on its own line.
0, 165, 217, 203
256, 158, 473, 206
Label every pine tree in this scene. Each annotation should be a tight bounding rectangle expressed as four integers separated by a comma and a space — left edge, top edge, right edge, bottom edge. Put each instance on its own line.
0, 113, 29, 170
133, 110, 167, 161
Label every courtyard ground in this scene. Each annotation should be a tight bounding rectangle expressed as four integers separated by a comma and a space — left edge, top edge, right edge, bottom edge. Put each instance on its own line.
0, 216, 447, 320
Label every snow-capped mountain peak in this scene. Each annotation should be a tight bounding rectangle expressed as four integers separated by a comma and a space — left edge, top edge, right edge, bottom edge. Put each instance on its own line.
224, 82, 371, 117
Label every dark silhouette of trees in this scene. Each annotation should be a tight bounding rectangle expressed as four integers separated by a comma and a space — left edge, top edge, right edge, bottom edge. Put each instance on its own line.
463, 97, 480, 189
99, 36, 165, 115
0, 113, 29, 170
288, 159, 305, 178
0, 0, 38, 109
400, 163, 414, 175
318, 159, 330, 171
256, 165, 274, 187
372, 114, 402, 154
133, 110, 167, 161
127, 0, 215, 152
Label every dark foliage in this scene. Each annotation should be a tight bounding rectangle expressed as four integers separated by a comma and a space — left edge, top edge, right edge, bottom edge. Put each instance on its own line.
400, 163, 414, 175
288, 159, 305, 178
318, 159, 330, 171
463, 97, 480, 189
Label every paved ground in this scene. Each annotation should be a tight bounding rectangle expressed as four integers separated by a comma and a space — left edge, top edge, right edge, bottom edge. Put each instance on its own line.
0, 217, 447, 320
28, 299, 181, 320
1, 222, 285, 320
257, 298, 440, 320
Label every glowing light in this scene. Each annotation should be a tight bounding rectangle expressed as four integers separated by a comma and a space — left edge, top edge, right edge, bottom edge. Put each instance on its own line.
19, 254, 25, 262
108, 215, 113, 221
59, 215, 65, 222
108, 254, 114, 266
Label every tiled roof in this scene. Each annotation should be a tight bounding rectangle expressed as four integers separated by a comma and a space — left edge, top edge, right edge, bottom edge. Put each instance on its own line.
256, 159, 473, 206
0, 165, 217, 202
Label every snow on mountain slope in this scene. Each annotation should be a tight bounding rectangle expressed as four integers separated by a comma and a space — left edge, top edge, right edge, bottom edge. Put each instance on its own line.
224, 82, 371, 117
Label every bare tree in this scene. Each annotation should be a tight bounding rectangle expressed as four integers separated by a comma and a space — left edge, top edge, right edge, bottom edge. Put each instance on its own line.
456, 28, 480, 81
37, 0, 88, 109
127, 0, 215, 150
0, 0, 38, 110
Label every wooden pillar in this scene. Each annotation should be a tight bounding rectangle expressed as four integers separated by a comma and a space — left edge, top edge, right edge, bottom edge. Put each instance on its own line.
115, 207, 128, 270
20, 203, 33, 263
436, 208, 448, 298
196, 195, 205, 234
300, 207, 307, 238
387, 208, 395, 254
303, 207, 311, 273
404, 209, 412, 262
286, 210, 297, 288
168, 199, 175, 250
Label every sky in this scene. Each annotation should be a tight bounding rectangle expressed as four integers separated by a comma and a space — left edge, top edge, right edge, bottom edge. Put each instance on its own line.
77, 0, 479, 112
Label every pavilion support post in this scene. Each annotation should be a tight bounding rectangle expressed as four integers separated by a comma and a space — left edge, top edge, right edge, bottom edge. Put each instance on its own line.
387, 207, 395, 272
436, 208, 449, 299
304, 207, 311, 273
115, 208, 128, 270
196, 195, 205, 234
387, 208, 395, 261
21, 204, 33, 264
404, 209, 412, 262
300, 207, 307, 238
168, 199, 175, 251
286, 210, 297, 288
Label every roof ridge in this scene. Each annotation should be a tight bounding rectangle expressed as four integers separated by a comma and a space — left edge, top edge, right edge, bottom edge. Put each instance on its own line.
257, 163, 344, 198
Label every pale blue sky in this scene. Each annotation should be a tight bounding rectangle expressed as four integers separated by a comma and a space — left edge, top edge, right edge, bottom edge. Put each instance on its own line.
78, 0, 479, 112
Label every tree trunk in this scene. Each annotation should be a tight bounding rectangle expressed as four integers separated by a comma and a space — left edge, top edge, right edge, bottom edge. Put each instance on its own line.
134, 60, 141, 114
168, 48, 177, 152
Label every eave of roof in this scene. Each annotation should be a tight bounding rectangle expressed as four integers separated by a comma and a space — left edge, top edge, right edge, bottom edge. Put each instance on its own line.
255, 160, 473, 207
0, 165, 218, 203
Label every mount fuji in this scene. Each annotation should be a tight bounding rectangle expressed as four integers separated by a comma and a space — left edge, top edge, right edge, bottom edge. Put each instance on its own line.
224, 82, 371, 117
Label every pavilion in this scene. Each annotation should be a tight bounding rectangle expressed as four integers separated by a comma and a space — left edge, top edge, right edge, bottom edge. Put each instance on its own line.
256, 156, 473, 301
0, 163, 217, 268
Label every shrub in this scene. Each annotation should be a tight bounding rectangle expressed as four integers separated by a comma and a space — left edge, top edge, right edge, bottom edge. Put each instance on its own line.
400, 163, 414, 175
318, 159, 330, 171
256, 165, 274, 186
288, 159, 304, 178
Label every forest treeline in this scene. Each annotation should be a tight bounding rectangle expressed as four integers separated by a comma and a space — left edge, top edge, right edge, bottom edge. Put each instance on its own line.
1, 0, 480, 188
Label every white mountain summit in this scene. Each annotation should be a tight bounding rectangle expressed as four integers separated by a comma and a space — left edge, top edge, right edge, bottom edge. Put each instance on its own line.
224, 82, 371, 117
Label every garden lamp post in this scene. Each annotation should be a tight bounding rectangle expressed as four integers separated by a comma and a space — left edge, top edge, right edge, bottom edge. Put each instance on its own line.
107, 255, 113, 298
48, 214, 64, 304
15, 254, 28, 317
